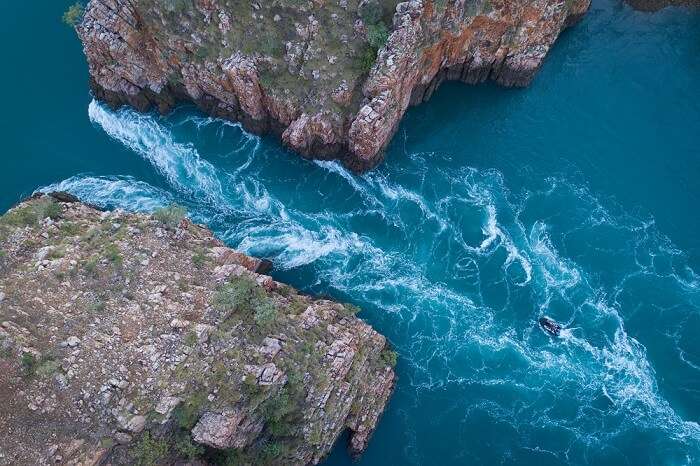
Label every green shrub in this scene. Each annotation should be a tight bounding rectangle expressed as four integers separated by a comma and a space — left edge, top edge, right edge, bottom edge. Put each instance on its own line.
367, 21, 389, 50
20, 352, 37, 377
173, 392, 206, 430
260, 441, 283, 462
62, 2, 84, 27
213, 275, 264, 315
19, 352, 60, 378
380, 347, 398, 368
263, 389, 298, 437
221, 448, 254, 466
131, 432, 169, 466
254, 300, 279, 328
153, 204, 187, 228
42, 199, 64, 221
174, 432, 204, 461
357, 46, 378, 74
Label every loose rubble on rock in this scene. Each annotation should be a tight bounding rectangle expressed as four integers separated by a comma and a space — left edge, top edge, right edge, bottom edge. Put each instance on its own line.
78, 0, 589, 171
0, 194, 395, 465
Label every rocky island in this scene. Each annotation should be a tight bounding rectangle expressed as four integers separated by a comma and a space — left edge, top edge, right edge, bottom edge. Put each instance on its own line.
0, 194, 395, 465
77, 0, 589, 171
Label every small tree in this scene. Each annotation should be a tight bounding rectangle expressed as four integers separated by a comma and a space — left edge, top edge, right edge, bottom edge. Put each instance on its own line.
62, 2, 84, 27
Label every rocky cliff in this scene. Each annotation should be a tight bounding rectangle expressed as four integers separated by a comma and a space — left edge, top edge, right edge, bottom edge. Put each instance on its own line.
78, 0, 589, 171
0, 194, 395, 465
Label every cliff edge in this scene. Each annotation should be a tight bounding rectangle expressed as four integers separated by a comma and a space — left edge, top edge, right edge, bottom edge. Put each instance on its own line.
78, 0, 589, 171
0, 194, 395, 465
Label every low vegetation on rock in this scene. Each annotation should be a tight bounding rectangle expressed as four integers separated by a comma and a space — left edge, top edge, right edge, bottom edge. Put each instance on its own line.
0, 193, 395, 465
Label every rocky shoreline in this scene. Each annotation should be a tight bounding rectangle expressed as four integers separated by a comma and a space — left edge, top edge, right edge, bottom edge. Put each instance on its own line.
78, 0, 589, 172
0, 194, 395, 465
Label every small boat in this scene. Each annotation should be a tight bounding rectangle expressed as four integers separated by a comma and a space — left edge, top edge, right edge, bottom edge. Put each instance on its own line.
539, 316, 562, 336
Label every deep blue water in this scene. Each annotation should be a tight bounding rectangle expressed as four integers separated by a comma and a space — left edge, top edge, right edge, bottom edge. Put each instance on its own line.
2, 1, 700, 465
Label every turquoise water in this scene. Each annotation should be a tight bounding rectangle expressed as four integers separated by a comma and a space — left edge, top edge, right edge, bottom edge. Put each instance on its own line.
3, 1, 700, 465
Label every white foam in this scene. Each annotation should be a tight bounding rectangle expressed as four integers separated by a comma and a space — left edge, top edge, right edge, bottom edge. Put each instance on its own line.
39, 175, 173, 212
88, 100, 228, 207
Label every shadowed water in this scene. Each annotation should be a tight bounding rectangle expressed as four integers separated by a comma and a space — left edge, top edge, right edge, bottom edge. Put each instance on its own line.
2, 0, 700, 464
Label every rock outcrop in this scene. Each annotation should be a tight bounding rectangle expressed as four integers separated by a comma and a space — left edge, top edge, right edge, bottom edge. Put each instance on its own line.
0, 194, 395, 465
78, 0, 589, 171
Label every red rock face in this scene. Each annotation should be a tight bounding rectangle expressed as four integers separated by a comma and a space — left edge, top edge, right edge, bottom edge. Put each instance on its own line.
348, 0, 590, 169
78, 0, 589, 172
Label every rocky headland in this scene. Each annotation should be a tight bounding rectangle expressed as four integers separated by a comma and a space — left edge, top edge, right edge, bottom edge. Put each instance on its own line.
78, 0, 590, 171
0, 194, 395, 465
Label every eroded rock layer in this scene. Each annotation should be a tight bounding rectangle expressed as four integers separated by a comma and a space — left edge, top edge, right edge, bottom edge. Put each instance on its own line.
79, 0, 589, 170
0, 194, 395, 465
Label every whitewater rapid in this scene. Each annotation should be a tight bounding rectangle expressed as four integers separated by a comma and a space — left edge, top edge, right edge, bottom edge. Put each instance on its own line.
41, 100, 700, 464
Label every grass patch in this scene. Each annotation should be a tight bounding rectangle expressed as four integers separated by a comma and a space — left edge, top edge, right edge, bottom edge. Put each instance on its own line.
0, 198, 62, 228
20, 352, 60, 378
183, 331, 198, 347
48, 246, 66, 260
192, 249, 208, 268
287, 296, 309, 315
59, 221, 81, 236
35, 359, 61, 378
103, 243, 123, 266
82, 255, 100, 277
